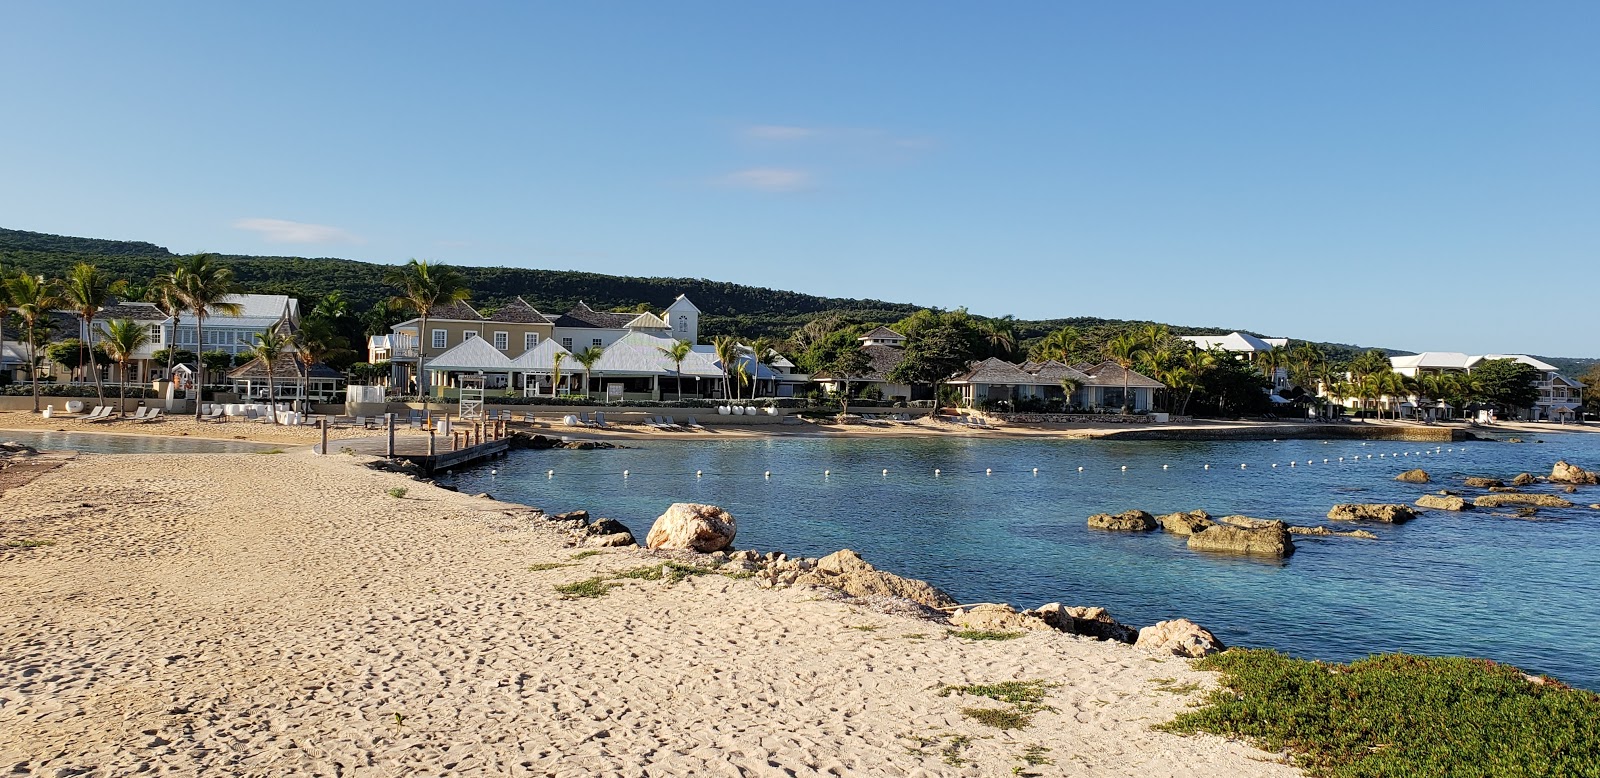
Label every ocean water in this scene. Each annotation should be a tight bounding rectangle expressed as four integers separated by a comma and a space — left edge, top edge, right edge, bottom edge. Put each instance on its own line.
0, 429, 276, 455
447, 432, 1600, 689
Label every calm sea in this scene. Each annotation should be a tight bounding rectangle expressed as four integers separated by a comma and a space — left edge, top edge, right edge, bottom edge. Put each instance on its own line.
1, 429, 276, 454
447, 431, 1600, 689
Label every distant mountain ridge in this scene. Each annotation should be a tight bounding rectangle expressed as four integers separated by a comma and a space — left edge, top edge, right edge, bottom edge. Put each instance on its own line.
1, 227, 1591, 374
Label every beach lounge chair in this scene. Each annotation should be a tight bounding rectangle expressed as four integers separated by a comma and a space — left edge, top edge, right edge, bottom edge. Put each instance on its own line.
408, 410, 423, 429
498, 409, 514, 423
138, 408, 165, 423
684, 416, 706, 431
593, 412, 610, 428
662, 415, 684, 430
81, 405, 114, 422
199, 406, 224, 421
127, 407, 150, 421
644, 416, 667, 429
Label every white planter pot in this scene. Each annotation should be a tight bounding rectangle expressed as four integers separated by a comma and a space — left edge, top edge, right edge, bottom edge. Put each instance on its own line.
66, 401, 85, 413
717, 406, 730, 415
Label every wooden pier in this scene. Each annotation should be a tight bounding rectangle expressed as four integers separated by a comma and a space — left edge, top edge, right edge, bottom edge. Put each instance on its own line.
319, 416, 514, 474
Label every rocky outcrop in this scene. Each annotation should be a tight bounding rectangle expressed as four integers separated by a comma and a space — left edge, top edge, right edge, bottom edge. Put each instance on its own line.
950, 603, 1053, 633
1217, 515, 1279, 529
1464, 477, 1504, 488
1551, 461, 1599, 485
1512, 473, 1538, 487
1135, 619, 1226, 658
1490, 486, 1521, 493
1087, 510, 1158, 532
1026, 603, 1139, 643
645, 503, 737, 552
1474, 494, 1575, 509
1416, 494, 1470, 511
1327, 504, 1418, 523
1395, 469, 1431, 484
1156, 510, 1215, 535
1188, 521, 1295, 557
793, 549, 957, 609
1290, 526, 1379, 539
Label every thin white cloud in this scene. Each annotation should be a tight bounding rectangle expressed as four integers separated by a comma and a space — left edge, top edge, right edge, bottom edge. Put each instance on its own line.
232, 217, 363, 244
718, 167, 814, 193
743, 124, 821, 141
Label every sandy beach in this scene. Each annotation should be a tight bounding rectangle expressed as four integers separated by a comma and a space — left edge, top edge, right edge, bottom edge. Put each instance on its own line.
0, 447, 1301, 777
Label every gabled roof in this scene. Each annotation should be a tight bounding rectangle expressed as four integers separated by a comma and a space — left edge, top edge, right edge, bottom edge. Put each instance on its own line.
1391, 352, 1474, 370
1029, 360, 1093, 385
1081, 361, 1166, 388
98, 301, 168, 321
949, 357, 1038, 385
425, 335, 514, 371
1180, 331, 1279, 353
665, 294, 701, 313
487, 297, 553, 324
859, 326, 906, 342
508, 338, 572, 371
426, 300, 484, 321
227, 357, 342, 381
1474, 354, 1560, 373
592, 332, 725, 376
624, 312, 670, 329
814, 344, 906, 382
552, 302, 641, 329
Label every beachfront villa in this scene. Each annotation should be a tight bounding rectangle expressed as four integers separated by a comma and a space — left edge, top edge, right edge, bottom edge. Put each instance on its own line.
1386, 353, 1583, 422
947, 358, 1165, 412
1180, 331, 1290, 391
811, 327, 922, 402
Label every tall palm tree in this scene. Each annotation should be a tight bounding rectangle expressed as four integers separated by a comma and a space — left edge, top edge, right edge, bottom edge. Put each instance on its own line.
0, 262, 11, 386
145, 275, 186, 382
1029, 325, 1080, 363
1104, 332, 1143, 413
383, 258, 470, 414
1176, 347, 1218, 416
656, 338, 693, 400
979, 317, 1017, 359
711, 335, 740, 403
572, 345, 603, 400
747, 337, 781, 398
294, 316, 351, 410
101, 319, 150, 418
1257, 345, 1288, 388
167, 255, 243, 419
732, 360, 751, 401
248, 327, 295, 424
550, 352, 565, 397
4, 274, 63, 412
1058, 376, 1083, 410
60, 263, 128, 406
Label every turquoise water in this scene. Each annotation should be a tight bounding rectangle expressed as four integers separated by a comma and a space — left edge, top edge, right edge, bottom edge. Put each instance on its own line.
460, 434, 1598, 689
0, 430, 276, 454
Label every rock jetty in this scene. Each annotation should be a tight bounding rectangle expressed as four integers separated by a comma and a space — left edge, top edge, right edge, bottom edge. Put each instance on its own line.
1474, 493, 1575, 509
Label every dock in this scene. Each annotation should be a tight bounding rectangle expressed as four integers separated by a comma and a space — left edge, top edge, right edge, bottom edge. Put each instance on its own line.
321, 418, 514, 474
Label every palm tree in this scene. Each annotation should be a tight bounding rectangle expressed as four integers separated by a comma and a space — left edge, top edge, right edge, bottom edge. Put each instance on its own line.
146, 276, 186, 382
1257, 345, 1288, 388
383, 258, 470, 415
550, 352, 565, 397
979, 317, 1018, 359
1176, 347, 1217, 416
572, 345, 603, 400
711, 335, 740, 403
1104, 332, 1143, 412
1029, 326, 1079, 363
747, 337, 781, 398
167, 255, 243, 419
294, 316, 350, 410
733, 360, 751, 401
4, 274, 63, 412
656, 338, 693, 400
101, 319, 150, 417
60, 263, 129, 406
248, 327, 295, 424
1058, 376, 1083, 410
0, 262, 11, 385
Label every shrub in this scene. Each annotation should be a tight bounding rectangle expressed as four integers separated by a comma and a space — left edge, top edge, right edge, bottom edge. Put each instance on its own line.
1163, 649, 1600, 777
951, 629, 1025, 641
387, 487, 407, 498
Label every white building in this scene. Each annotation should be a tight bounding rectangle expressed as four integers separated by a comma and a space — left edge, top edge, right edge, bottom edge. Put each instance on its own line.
1379, 352, 1584, 422
1180, 331, 1291, 391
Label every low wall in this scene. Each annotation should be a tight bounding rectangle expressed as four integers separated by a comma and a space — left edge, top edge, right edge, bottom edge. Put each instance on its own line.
988, 412, 1179, 425
1100, 424, 1467, 442
0, 396, 160, 413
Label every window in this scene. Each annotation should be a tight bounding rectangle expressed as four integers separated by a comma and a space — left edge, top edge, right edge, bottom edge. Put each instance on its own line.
148, 324, 163, 343
464, 330, 479, 341
524, 332, 540, 350
561, 337, 572, 349
432, 329, 447, 349
493, 331, 509, 351
678, 315, 687, 333
591, 338, 602, 347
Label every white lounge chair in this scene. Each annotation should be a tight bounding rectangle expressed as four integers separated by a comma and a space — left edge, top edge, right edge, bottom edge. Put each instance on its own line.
82, 406, 115, 423
138, 408, 165, 423
200, 406, 224, 421
684, 416, 706, 431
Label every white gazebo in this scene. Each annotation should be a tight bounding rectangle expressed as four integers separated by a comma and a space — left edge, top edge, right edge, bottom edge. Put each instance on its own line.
509, 339, 575, 396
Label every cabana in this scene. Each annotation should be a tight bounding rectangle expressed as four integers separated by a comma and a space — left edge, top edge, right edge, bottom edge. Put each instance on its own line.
226, 358, 345, 402
422, 336, 517, 395
509, 339, 575, 396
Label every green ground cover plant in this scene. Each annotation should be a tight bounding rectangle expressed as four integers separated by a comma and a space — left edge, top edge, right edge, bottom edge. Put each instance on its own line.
1163, 649, 1600, 777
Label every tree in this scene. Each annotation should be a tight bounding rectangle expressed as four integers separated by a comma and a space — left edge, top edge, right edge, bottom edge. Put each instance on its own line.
150, 348, 198, 368
979, 317, 1017, 359
60, 263, 128, 405
201, 350, 235, 377
0, 261, 11, 385
1257, 345, 1288, 386
382, 258, 470, 415
1472, 359, 1542, 416
572, 345, 603, 400
44, 339, 106, 376
146, 276, 186, 382
3, 273, 62, 412
827, 347, 873, 418
888, 322, 971, 413
747, 336, 780, 398
711, 335, 741, 402
294, 315, 352, 407
1580, 364, 1600, 418
1104, 332, 1143, 413
551, 352, 565, 397
248, 327, 295, 423
167, 254, 243, 418
101, 319, 150, 417
1029, 325, 1081, 363
656, 338, 693, 400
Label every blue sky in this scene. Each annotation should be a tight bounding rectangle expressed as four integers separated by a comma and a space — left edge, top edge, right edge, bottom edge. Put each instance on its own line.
2, 2, 1595, 355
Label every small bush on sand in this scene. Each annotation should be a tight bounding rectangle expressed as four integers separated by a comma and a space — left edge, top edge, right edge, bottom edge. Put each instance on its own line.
387, 487, 407, 498
568, 549, 606, 560
951, 629, 1024, 641
613, 562, 714, 583
527, 563, 570, 572
940, 680, 1057, 730
4, 539, 56, 549
1162, 649, 1600, 777
553, 577, 617, 599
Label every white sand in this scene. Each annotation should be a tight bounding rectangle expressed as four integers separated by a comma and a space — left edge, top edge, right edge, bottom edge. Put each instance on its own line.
0, 450, 1298, 776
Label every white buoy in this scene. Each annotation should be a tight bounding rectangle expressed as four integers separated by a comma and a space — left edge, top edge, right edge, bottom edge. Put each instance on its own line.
547, 470, 554, 478
623, 469, 629, 476
696, 470, 702, 477
1323, 459, 1328, 464
935, 468, 941, 476
1121, 465, 1128, 471
1078, 466, 1084, 472
882, 469, 888, 476
825, 469, 831, 476
1241, 464, 1247, 469
1204, 464, 1211, 470
1272, 463, 1278, 468
491, 469, 497, 475
986, 468, 992, 475
1290, 462, 1295, 467
764, 471, 771, 479
1032, 468, 1038, 475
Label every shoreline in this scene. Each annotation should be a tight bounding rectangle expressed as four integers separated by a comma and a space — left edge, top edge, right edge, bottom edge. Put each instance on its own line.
1, 447, 1300, 776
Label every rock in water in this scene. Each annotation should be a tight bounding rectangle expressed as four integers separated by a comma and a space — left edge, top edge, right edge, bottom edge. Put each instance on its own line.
1217, 515, 1279, 529
1087, 510, 1158, 532
1290, 526, 1379, 539
1188, 522, 1295, 557
1135, 619, 1226, 658
1551, 460, 1599, 485
645, 503, 737, 552
1473, 493, 1575, 509
1416, 494, 1470, 511
1464, 477, 1504, 488
1395, 469, 1430, 484
1156, 510, 1215, 535
1327, 504, 1418, 523
795, 549, 957, 608
1512, 473, 1537, 487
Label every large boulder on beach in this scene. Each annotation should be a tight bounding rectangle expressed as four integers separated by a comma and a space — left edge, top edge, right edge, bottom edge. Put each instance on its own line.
1135, 619, 1226, 658
1395, 469, 1430, 484
1551, 461, 1599, 485
1087, 510, 1158, 532
795, 549, 957, 609
1327, 504, 1418, 524
1464, 477, 1504, 489
950, 604, 1054, 633
1512, 473, 1538, 487
1157, 510, 1215, 535
1474, 493, 1574, 509
1188, 521, 1295, 557
645, 503, 737, 553
1416, 494, 1470, 511
1022, 603, 1138, 643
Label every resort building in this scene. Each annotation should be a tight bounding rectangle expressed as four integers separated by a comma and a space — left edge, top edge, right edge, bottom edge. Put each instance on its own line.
1473, 354, 1584, 422
226, 357, 346, 402
811, 328, 918, 403
1180, 331, 1291, 391
1356, 352, 1586, 422
947, 358, 1165, 412
1388, 352, 1475, 378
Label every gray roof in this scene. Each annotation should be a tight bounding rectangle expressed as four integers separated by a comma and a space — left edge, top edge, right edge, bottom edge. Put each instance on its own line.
1028, 360, 1093, 385
814, 344, 905, 382
859, 326, 906, 341
1081, 361, 1166, 389
552, 302, 639, 329
487, 297, 553, 324
98, 301, 168, 321
227, 357, 343, 381
426, 301, 484, 321
949, 357, 1039, 385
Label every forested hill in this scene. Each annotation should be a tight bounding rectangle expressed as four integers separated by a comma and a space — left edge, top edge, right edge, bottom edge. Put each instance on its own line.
2, 227, 1591, 374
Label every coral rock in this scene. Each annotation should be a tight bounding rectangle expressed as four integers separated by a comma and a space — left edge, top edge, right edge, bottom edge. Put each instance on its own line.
1416, 494, 1470, 511
1395, 469, 1431, 484
1136, 619, 1226, 658
1087, 510, 1158, 532
645, 503, 737, 553
1327, 504, 1418, 523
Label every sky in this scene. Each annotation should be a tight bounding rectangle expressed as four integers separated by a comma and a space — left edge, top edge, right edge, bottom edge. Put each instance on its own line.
2, 2, 1595, 355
